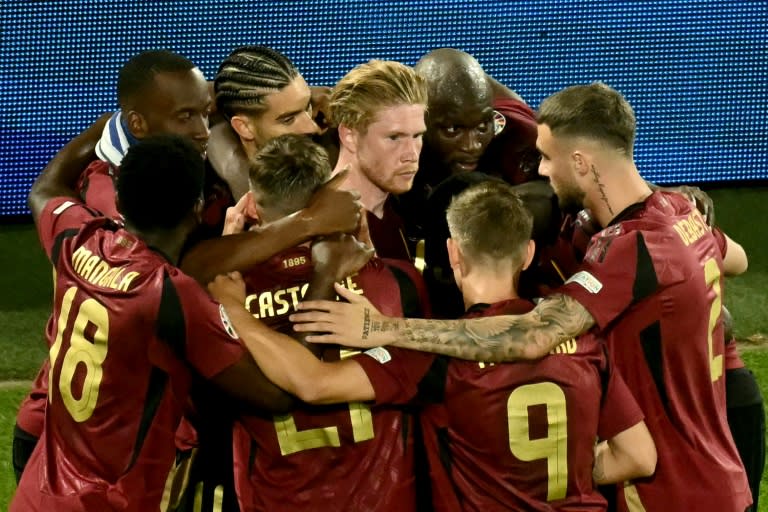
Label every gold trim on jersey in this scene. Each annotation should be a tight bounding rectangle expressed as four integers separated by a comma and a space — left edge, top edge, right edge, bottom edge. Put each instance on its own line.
624, 482, 648, 512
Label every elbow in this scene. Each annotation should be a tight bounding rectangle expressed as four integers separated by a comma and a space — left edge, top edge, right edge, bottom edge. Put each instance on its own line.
632, 445, 658, 478
293, 380, 331, 405
723, 240, 748, 277
725, 255, 748, 277
627, 433, 658, 479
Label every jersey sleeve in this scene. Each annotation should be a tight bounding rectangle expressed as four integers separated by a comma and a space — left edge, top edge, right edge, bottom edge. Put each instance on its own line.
352, 347, 436, 405
597, 354, 645, 440
492, 97, 537, 136
170, 272, 247, 379
557, 229, 652, 330
37, 197, 94, 259
76, 160, 121, 220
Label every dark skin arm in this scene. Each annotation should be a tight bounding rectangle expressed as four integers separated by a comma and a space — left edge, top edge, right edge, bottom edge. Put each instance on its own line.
207, 235, 373, 400
180, 170, 363, 285
208, 353, 295, 414
28, 113, 111, 224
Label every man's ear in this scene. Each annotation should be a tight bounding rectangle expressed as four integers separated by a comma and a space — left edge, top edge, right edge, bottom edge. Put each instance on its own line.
244, 191, 261, 223
447, 238, 468, 272
338, 124, 358, 153
230, 115, 255, 141
125, 111, 148, 139
570, 150, 590, 177
521, 239, 536, 271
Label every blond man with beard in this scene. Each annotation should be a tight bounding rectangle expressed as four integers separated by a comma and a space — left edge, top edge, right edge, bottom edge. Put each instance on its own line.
329, 60, 428, 261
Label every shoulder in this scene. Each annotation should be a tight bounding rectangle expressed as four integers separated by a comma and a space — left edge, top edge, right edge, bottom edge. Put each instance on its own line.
491, 96, 536, 125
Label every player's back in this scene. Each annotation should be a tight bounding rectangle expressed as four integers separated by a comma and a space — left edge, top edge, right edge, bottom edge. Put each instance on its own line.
234, 246, 430, 511
14, 203, 210, 511
561, 191, 750, 511
436, 299, 639, 511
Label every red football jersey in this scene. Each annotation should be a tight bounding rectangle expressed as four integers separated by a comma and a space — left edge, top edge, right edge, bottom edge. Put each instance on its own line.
478, 96, 539, 186
356, 298, 643, 511
559, 191, 751, 511
234, 246, 431, 511
367, 197, 412, 261
11, 198, 246, 512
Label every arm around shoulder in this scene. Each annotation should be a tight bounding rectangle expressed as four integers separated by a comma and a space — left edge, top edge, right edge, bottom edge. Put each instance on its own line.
722, 233, 748, 276
28, 113, 111, 223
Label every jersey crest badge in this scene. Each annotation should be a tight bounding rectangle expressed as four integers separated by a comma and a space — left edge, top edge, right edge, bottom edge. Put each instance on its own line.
493, 110, 506, 136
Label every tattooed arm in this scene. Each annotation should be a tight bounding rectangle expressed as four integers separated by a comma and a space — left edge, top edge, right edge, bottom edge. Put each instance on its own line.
292, 284, 595, 362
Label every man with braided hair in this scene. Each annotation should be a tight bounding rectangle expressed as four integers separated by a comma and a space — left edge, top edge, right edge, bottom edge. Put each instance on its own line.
207, 45, 323, 201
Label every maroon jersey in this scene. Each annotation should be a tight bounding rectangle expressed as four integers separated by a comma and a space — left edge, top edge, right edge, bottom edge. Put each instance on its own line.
367, 196, 412, 261
11, 197, 246, 512
558, 191, 750, 511
356, 298, 643, 511
478, 97, 539, 185
234, 246, 431, 511
15, 161, 121, 445
725, 340, 745, 370
76, 159, 121, 219
525, 209, 601, 298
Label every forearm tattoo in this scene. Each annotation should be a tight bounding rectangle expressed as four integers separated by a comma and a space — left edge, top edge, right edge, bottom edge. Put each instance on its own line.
388, 294, 595, 362
362, 308, 371, 340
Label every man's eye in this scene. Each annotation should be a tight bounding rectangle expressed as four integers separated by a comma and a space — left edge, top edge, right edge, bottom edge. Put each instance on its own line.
444, 126, 459, 135
476, 121, 492, 133
281, 116, 296, 125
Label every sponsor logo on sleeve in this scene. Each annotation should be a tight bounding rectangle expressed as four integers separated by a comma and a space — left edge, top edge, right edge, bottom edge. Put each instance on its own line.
218, 304, 240, 339
363, 346, 392, 364
565, 271, 603, 294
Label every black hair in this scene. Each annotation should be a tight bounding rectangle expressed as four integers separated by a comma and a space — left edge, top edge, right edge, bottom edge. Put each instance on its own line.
117, 50, 196, 109
117, 135, 205, 231
214, 45, 298, 119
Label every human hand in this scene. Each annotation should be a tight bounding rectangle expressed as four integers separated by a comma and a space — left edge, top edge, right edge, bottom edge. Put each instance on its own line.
302, 169, 363, 235
290, 283, 398, 348
222, 193, 250, 235
312, 233, 375, 281
207, 271, 247, 305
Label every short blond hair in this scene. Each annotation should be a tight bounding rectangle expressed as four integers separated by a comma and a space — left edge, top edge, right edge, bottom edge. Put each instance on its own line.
447, 181, 533, 267
329, 60, 428, 131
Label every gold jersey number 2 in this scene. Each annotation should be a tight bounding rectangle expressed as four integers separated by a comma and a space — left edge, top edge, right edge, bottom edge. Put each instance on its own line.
48, 286, 109, 423
273, 349, 374, 456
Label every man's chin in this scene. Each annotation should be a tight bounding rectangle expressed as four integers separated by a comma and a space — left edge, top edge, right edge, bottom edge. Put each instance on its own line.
450, 162, 479, 174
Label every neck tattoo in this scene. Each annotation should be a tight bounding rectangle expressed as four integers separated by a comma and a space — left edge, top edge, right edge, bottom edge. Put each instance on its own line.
591, 165, 614, 216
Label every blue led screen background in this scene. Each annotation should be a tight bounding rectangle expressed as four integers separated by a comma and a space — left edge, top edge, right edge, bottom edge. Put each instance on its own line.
1, 0, 766, 217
